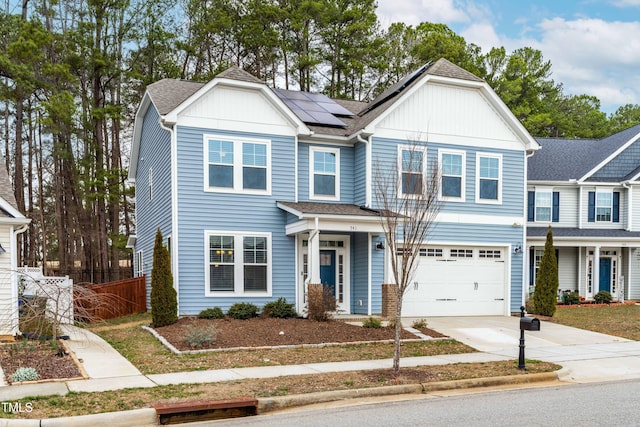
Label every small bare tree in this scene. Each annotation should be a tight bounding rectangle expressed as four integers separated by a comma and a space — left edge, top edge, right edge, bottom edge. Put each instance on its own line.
374, 141, 442, 371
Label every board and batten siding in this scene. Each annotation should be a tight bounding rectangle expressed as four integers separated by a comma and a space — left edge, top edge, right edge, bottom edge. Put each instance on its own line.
374, 82, 525, 152
175, 126, 297, 314
135, 106, 173, 301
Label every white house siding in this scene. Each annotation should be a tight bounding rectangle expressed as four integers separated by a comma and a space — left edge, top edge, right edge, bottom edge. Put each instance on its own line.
632, 186, 640, 232
0, 225, 16, 336
580, 186, 627, 229
178, 86, 296, 137
527, 186, 579, 228
628, 247, 640, 299
176, 126, 297, 314
557, 247, 579, 293
134, 106, 173, 307
374, 82, 524, 152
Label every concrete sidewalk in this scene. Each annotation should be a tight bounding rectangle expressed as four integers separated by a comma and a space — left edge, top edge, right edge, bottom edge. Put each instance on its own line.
2, 317, 640, 424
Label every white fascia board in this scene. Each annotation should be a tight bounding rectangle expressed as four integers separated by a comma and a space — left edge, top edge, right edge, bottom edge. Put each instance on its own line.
128, 92, 154, 180
0, 198, 26, 220
579, 131, 640, 182
527, 180, 580, 187
0, 217, 30, 225
163, 78, 312, 136
436, 212, 525, 226
285, 218, 385, 236
298, 134, 353, 146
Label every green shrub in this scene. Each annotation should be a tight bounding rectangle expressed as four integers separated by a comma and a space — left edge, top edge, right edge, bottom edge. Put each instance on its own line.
184, 324, 217, 348
227, 302, 259, 320
150, 228, 178, 327
12, 367, 39, 382
594, 290, 613, 304
198, 307, 225, 319
563, 291, 581, 305
262, 297, 297, 318
411, 318, 428, 329
532, 226, 559, 316
362, 317, 382, 328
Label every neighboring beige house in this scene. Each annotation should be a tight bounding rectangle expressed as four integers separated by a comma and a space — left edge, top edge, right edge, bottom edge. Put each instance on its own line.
0, 160, 30, 339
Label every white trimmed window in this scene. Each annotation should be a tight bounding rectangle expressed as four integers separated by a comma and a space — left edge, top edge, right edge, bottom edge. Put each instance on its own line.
596, 191, 613, 222
399, 145, 427, 196
205, 231, 271, 296
535, 191, 552, 222
439, 150, 465, 201
310, 147, 340, 199
476, 153, 502, 203
205, 136, 271, 194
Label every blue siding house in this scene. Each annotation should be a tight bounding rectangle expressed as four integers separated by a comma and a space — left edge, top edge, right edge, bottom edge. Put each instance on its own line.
128, 59, 539, 317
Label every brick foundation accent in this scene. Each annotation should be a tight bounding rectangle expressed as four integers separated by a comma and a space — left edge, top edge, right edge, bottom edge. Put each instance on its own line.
381, 284, 398, 319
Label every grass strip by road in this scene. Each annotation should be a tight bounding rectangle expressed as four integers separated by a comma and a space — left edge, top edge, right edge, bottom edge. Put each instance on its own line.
2, 360, 559, 420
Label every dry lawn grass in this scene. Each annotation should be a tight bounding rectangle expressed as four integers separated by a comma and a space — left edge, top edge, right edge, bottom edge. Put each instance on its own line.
551, 303, 640, 340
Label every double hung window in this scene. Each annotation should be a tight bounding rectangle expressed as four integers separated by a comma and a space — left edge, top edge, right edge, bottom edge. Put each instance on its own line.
440, 150, 464, 200
399, 146, 426, 196
476, 154, 501, 203
207, 231, 271, 295
310, 147, 339, 199
206, 136, 270, 194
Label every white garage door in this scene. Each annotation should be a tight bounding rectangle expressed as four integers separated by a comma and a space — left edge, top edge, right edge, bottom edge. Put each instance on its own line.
402, 246, 507, 316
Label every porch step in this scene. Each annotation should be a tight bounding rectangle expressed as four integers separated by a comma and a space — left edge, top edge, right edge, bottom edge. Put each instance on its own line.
153, 397, 258, 425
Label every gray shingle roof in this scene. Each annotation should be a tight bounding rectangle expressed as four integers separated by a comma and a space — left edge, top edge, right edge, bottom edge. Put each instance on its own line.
277, 201, 381, 217
146, 79, 204, 115
0, 159, 18, 214
529, 124, 640, 181
144, 58, 486, 138
527, 227, 640, 239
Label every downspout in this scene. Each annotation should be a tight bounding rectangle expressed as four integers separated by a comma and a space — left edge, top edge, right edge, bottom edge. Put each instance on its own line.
159, 119, 179, 313
357, 133, 373, 315
523, 151, 535, 307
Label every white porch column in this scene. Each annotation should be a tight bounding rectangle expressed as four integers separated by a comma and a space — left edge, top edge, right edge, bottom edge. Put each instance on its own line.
593, 245, 600, 295
308, 218, 321, 284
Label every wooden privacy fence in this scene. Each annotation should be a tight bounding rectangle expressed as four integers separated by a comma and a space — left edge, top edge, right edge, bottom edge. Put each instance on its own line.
75, 276, 147, 322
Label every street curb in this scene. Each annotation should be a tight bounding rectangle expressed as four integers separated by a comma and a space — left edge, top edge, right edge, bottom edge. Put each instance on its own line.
257, 372, 559, 413
1, 372, 558, 426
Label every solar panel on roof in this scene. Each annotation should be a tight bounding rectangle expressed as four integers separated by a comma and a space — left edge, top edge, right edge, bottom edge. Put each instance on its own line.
273, 88, 353, 127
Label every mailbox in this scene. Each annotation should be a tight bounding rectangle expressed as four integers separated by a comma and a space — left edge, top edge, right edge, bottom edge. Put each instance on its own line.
520, 316, 540, 331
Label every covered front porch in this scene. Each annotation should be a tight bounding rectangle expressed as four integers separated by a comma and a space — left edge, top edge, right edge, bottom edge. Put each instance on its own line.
277, 201, 387, 315
527, 227, 640, 302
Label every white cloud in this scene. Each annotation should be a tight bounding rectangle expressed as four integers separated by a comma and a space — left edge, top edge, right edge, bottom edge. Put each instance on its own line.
376, 0, 469, 28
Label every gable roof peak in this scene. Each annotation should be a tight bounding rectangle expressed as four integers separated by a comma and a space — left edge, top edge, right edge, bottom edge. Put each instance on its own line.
427, 58, 484, 83
216, 66, 265, 85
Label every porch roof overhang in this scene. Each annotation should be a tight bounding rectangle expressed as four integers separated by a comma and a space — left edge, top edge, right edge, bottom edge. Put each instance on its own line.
277, 201, 386, 235
527, 227, 640, 247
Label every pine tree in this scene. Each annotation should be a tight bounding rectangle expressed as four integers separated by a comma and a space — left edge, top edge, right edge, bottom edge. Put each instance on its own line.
150, 228, 178, 327
533, 226, 559, 316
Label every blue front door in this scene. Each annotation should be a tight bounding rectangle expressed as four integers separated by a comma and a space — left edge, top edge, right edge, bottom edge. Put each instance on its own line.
320, 250, 336, 293
599, 258, 611, 292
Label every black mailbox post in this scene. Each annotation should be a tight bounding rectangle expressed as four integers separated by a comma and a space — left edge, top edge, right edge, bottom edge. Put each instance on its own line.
518, 306, 540, 370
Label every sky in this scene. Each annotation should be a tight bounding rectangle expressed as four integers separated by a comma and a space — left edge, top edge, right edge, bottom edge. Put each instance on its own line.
375, 0, 640, 114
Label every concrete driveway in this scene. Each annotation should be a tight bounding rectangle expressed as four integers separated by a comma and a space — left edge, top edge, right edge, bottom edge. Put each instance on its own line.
414, 316, 640, 383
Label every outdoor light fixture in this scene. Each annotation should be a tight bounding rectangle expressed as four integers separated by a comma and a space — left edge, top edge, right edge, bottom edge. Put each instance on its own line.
375, 242, 385, 251
514, 244, 522, 254
0, 243, 5, 254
